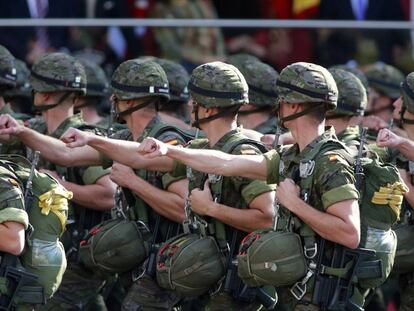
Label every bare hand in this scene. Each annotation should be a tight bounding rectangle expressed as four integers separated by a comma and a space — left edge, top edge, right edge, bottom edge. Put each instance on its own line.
354, 115, 388, 131
376, 128, 403, 148
189, 180, 214, 216
60, 128, 93, 148
0, 114, 23, 136
137, 137, 169, 158
109, 162, 137, 188
276, 178, 300, 211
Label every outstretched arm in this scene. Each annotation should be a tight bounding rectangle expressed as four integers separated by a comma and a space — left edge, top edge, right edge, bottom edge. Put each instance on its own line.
61, 128, 174, 172
138, 137, 268, 180
0, 114, 100, 167
377, 128, 414, 161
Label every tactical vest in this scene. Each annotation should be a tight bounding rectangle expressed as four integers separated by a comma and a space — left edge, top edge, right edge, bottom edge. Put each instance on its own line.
79, 122, 195, 277
0, 154, 71, 307
156, 133, 269, 297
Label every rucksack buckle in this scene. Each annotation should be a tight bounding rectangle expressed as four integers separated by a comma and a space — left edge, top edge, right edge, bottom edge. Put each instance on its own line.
290, 269, 314, 300
299, 160, 315, 178
304, 243, 318, 259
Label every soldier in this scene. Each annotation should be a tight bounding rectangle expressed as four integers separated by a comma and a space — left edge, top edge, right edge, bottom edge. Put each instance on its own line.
137, 62, 362, 310
364, 63, 404, 140
227, 54, 279, 135
75, 59, 110, 127
0, 58, 193, 310
153, 58, 192, 127
2, 59, 32, 120
0, 154, 72, 310
325, 68, 367, 144
375, 72, 414, 311
0, 52, 116, 310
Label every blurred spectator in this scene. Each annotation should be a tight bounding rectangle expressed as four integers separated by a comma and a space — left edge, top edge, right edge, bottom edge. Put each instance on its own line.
0, 0, 84, 64
319, 0, 410, 67
150, 0, 226, 72
254, 0, 319, 71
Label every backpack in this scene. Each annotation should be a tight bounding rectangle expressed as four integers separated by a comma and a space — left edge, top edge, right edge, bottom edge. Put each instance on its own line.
0, 154, 72, 300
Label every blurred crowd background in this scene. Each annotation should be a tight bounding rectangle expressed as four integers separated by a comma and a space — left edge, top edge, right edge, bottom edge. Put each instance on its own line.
0, 0, 412, 74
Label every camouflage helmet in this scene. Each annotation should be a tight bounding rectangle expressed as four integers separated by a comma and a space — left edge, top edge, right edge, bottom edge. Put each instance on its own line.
153, 58, 189, 103
111, 59, 169, 102
276, 62, 338, 110
226, 53, 260, 65
78, 59, 109, 98
30, 52, 87, 95
227, 57, 278, 108
3, 59, 31, 98
328, 68, 367, 116
0, 54, 17, 90
188, 61, 248, 108
365, 63, 404, 99
400, 72, 414, 114
0, 45, 13, 58
329, 64, 369, 91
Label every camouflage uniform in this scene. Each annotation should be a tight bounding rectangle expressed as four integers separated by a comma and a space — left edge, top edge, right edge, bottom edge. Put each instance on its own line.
264, 63, 361, 310
97, 59, 189, 311
163, 62, 276, 310
227, 54, 279, 135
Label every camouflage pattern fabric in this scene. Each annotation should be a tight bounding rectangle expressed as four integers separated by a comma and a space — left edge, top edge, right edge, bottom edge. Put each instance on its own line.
275, 62, 338, 110
328, 68, 367, 116
153, 58, 189, 103
329, 65, 369, 91
401, 72, 414, 114
3, 59, 32, 100
78, 59, 110, 98
29, 52, 86, 95
0, 53, 17, 90
227, 55, 278, 108
188, 61, 248, 108
254, 116, 278, 135
365, 63, 404, 99
111, 59, 169, 102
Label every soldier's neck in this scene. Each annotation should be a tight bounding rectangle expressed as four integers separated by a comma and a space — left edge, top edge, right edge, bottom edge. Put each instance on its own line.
43, 106, 74, 135
326, 118, 349, 136
127, 111, 157, 141
204, 119, 238, 147
80, 106, 102, 125
238, 112, 269, 130
0, 96, 5, 109
292, 120, 326, 152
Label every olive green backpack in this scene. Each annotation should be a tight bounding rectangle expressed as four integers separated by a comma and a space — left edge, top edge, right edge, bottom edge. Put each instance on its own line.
0, 155, 71, 299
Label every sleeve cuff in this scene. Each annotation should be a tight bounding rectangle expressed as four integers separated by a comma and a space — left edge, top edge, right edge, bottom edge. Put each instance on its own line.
263, 150, 280, 184
322, 184, 360, 210
241, 180, 276, 205
82, 166, 111, 185
0, 207, 29, 229
162, 173, 186, 190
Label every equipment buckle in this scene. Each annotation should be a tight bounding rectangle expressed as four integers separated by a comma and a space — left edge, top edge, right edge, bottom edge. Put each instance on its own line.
290, 269, 314, 300
299, 160, 315, 178
304, 243, 318, 259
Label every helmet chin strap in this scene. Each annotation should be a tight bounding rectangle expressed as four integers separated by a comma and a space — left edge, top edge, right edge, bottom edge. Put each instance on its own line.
191, 105, 240, 129
115, 98, 158, 122
33, 92, 73, 112
279, 103, 325, 128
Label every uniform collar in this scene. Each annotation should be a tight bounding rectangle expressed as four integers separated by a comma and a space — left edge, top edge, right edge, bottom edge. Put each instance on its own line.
210, 128, 242, 150
50, 113, 84, 139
